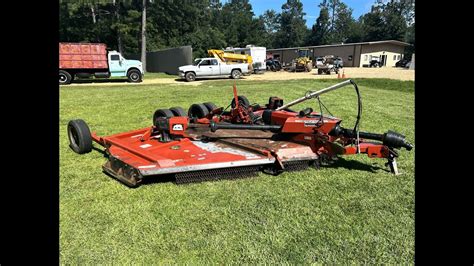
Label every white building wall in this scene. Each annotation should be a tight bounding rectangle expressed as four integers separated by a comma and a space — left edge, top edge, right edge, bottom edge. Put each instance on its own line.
359, 51, 404, 67
359, 43, 405, 67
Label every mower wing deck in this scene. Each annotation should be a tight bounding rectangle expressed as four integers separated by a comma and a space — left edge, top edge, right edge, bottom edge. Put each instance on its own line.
97, 127, 318, 186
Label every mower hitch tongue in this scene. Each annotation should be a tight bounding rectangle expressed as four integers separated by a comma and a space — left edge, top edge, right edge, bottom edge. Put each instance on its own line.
67, 80, 413, 187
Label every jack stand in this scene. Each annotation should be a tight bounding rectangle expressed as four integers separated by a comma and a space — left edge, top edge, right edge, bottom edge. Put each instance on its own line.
386, 152, 400, 175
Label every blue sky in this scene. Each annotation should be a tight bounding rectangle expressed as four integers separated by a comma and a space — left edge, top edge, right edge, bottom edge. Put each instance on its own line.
243, 0, 374, 28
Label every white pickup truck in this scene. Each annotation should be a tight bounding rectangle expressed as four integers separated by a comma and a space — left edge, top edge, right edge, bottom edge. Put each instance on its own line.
178, 58, 249, 82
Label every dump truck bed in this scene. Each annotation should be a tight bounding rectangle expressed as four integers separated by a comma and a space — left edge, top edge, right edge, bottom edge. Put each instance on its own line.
59, 42, 108, 69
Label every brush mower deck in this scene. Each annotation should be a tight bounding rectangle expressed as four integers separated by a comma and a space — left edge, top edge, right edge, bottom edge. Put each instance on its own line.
67, 80, 413, 187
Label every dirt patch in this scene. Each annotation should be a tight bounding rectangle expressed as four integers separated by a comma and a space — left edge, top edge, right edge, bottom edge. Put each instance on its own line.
245, 67, 414, 81
64, 67, 413, 87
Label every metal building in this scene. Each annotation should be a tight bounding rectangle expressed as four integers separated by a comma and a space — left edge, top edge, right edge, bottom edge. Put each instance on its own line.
267, 40, 410, 67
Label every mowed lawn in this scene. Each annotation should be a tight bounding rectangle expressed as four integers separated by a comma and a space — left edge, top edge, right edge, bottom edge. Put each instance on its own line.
60, 77, 414, 264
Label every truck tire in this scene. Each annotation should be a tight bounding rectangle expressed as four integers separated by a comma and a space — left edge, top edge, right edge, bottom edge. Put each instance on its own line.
127, 69, 142, 83
317, 69, 323, 75
231, 69, 242, 79
59, 70, 72, 85
68, 119, 92, 154
169, 107, 187, 117
153, 109, 174, 126
203, 102, 218, 112
185, 72, 196, 82
188, 104, 209, 119
306, 63, 313, 72
231, 96, 250, 108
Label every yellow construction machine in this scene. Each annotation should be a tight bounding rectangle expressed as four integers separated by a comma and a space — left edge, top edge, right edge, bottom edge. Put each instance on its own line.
208, 49, 254, 72
293, 48, 313, 72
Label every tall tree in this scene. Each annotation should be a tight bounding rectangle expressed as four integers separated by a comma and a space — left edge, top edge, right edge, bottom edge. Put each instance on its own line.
260, 9, 280, 48
360, 5, 385, 41
262, 10, 280, 34
141, 0, 147, 72
328, 0, 338, 32
360, 0, 410, 42
221, 0, 255, 47
275, 0, 307, 48
306, 6, 330, 45
382, 0, 408, 41
331, 2, 356, 43
345, 17, 364, 43
307, 0, 357, 45
209, 0, 224, 29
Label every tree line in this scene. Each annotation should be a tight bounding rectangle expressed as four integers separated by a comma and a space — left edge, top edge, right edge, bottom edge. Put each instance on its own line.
59, 0, 415, 58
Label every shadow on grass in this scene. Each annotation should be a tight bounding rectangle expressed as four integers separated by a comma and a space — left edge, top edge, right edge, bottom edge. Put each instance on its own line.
324, 157, 390, 173
70, 79, 130, 84
173, 76, 250, 83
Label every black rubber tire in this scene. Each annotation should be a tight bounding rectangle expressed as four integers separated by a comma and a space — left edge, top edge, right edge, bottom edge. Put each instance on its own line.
203, 102, 218, 112
231, 95, 250, 108
127, 69, 142, 83
59, 70, 72, 85
153, 109, 174, 126
188, 103, 209, 119
231, 69, 242, 79
169, 107, 187, 117
68, 119, 92, 154
317, 69, 323, 75
185, 72, 196, 82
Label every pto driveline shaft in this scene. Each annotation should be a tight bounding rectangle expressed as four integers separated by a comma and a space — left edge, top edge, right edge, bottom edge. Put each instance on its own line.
210, 122, 282, 132
276, 79, 352, 111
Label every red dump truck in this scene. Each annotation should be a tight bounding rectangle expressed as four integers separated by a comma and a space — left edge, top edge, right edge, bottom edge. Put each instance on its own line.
59, 42, 144, 85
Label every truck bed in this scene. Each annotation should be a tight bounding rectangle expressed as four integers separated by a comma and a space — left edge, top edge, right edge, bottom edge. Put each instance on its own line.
59, 43, 108, 69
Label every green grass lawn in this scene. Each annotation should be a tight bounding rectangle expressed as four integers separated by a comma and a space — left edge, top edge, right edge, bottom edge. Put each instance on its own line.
60, 78, 414, 264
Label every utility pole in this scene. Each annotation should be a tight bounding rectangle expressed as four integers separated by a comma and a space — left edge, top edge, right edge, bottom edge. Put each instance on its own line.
141, 0, 147, 72
113, 0, 123, 54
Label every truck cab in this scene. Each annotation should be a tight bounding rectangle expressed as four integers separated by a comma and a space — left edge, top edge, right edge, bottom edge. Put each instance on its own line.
107, 51, 144, 79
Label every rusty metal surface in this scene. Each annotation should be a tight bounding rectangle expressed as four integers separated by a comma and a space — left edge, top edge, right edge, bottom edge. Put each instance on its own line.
202, 128, 275, 139
217, 136, 318, 162
103, 156, 143, 187
185, 124, 212, 139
